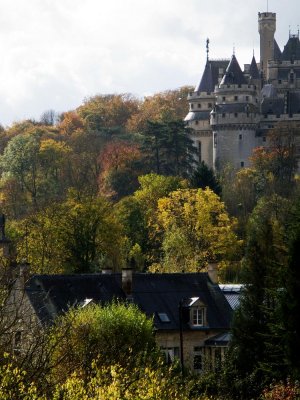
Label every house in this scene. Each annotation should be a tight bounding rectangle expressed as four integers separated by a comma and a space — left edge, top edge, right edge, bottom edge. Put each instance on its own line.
185, 10, 300, 170
7, 266, 233, 373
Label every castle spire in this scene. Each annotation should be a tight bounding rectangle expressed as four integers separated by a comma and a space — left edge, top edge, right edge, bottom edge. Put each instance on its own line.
206, 38, 210, 61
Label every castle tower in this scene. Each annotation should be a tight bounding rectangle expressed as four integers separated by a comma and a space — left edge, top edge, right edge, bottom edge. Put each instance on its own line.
258, 12, 276, 81
184, 41, 229, 168
211, 54, 260, 170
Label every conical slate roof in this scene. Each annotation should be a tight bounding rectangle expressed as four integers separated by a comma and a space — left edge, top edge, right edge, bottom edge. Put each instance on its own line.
195, 59, 229, 93
196, 60, 214, 92
274, 39, 282, 61
220, 54, 247, 85
282, 36, 300, 61
249, 55, 259, 79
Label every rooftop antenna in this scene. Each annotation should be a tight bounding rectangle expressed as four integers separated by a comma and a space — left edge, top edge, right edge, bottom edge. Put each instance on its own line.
298, 25, 299, 38
206, 38, 210, 61
233, 43, 235, 56
289, 25, 291, 37
267, 0, 268, 12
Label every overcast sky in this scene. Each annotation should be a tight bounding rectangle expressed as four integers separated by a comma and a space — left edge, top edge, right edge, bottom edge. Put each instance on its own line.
0, 0, 298, 126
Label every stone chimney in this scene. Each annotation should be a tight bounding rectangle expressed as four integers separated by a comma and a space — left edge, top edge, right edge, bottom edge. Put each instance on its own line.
19, 261, 30, 290
207, 262, 218, 284
122, 268, 133, 297
0, 214, 11, 258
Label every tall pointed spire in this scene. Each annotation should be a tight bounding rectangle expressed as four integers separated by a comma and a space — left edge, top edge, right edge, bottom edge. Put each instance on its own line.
206, 38, 210, 61
249, 55, 260, 79
220, 54, 247, 85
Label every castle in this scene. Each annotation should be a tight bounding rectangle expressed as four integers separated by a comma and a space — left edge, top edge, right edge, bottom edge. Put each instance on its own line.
185, 11, 300, 170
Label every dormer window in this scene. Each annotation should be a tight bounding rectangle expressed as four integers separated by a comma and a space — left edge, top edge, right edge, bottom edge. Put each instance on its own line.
192, 308, 204, 326
188, 297, 207, 327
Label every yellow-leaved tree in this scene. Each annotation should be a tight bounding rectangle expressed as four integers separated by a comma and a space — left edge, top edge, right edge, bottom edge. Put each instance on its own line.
152, 188, 241, 273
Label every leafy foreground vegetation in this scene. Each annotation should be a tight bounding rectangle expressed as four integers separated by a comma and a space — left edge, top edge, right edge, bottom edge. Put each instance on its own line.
0, 91, 300, 398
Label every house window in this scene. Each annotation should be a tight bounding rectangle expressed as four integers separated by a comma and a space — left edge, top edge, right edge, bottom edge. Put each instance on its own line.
241, 161, 244, 167
195, 120, 199, 125
239, 134, 242, 140
263, 136, 266, 142
208, 103, 212, 108
222, 113, 226, 118
198, 104, 201, 108
290, 73, 294, 84
161, 347, 179, 364
214, 133, 217, 148
234, 96, 238, 101
234, 113, 238, 117
192, 308, 204, 326
222, 96, 226, 102
246, 96, 249, 101
191, 104, 194, 109
193, 347, 203, 371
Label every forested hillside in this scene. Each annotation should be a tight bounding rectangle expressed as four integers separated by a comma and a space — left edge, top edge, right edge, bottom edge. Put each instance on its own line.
0, 87, 300, 399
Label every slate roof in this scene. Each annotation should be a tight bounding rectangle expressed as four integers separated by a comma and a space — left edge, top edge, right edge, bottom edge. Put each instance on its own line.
261, 84, 278, 98
219, 284, 243, 310
205, 332, 231, 346
261, 98, 285, 115
220, 55, 247, 86
249, 55, 260, 80
274, 39, 282, 61
282, 36, 300, 61
25, 272, 233, 331
184, 111, 211, 122
195, 60, 229, 93
288, 92, 300, 114
215, 103, 258, 114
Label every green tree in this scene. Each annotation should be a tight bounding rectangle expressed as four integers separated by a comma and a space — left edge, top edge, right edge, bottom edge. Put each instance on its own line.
190, 161, 221, 195
49, 302, 156, 385
141, 120, 196, 177
13, 194, 125, 274
223, 196, 290, 399
154, 188, 240, 272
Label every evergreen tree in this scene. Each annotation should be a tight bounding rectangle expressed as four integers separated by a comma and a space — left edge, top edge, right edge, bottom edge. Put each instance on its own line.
189, 161, 221, 195
281, 202, 300, 380
223, 196, 289, 399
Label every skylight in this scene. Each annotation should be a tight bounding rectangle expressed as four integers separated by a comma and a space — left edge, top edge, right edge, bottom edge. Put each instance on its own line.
158, 313, 170, 323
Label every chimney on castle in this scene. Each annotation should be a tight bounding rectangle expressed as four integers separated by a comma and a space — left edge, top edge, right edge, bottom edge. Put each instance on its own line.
258, 11, 276, 81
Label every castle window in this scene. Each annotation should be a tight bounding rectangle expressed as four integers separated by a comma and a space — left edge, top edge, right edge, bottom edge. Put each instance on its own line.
241, 161, 244, 167
214, 134, 217, 147
198, 141, 202, 162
